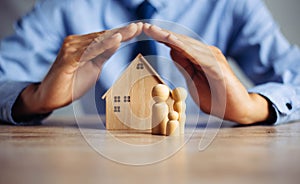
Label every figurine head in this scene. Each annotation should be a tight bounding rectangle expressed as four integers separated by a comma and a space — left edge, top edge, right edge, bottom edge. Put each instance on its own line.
171, 87, 187, 101
168, 111, 179, 121
152, 84, 170, 102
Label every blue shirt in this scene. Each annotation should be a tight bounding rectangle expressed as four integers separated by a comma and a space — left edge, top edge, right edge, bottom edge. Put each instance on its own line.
0, 0, 300, 125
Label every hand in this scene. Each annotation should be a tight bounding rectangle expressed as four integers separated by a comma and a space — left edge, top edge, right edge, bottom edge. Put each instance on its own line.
12, 23, 143, 121
143, 23, 273, 124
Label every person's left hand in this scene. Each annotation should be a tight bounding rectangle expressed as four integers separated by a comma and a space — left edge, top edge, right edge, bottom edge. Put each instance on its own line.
143, 23, 273, 124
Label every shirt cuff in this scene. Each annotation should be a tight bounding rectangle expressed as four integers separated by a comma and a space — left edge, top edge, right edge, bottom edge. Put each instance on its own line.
248, 82, 300, 125
0, 81, 51, 125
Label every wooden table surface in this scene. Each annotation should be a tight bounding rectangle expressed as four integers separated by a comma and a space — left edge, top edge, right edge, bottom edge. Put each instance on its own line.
1, 115, 300, 184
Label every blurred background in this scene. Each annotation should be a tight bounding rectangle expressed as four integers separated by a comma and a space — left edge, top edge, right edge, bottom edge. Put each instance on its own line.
1, 0, 299, 116
1, 0, 300, 45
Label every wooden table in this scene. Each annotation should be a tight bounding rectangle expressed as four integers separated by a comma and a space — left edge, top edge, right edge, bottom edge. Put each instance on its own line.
1, 115, 300, 184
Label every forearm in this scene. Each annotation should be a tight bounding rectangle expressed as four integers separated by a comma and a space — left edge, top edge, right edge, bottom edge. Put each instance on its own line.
208, 67, 276, 125
209, 57, 276, 125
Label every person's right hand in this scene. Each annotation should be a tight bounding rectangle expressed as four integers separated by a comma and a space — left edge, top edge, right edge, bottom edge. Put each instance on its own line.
12, 23, 143, 122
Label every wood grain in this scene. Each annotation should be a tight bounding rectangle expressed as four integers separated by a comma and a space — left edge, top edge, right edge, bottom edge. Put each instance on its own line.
1, 116, 300, 184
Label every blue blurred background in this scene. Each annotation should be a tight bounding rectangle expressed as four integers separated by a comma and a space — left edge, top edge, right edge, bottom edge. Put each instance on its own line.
1, 0, 300, 45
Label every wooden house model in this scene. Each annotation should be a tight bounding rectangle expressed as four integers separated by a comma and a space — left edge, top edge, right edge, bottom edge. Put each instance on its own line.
102, 54, 171, 130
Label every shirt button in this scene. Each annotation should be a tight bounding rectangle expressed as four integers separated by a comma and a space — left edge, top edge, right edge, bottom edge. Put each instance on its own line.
286, 103, 292, 110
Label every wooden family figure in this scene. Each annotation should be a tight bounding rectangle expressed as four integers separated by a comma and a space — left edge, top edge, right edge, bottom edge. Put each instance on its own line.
151, 84, 187, 136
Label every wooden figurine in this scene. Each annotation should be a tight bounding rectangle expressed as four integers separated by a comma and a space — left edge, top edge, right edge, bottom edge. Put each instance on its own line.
172, 88, 187, 134
166, 111, 180, 136
102, 54, 171, 130
151, 84, 170, 135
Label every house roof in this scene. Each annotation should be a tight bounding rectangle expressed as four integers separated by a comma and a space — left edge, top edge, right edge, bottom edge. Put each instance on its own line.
101, 54, 168, 99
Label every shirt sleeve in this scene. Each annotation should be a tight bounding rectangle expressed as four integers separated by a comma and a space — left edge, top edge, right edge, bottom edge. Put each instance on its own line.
0, 81, 51, 125
0, 0, 68, 125
227, 0, 300, 125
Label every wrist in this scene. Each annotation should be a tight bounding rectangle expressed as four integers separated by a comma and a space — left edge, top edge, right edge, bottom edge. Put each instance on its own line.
12, 83, 52, 122
242, 93, 273, 124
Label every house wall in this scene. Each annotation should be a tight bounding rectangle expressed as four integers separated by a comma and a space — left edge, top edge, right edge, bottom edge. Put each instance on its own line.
105, 93, 129, 130
106, 76, 164, 130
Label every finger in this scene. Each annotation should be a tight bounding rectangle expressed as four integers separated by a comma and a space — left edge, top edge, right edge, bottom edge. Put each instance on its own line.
133, 22, 143, 37
110, 23, 140, 42
143, 23, 201, 52
65, 30, 118, 49
144, 23, 221, 76
143, 24, 197, 61
144, 24, 215, 65
79, 33, 122, 62
73, 42, 121, 100
143, 23, 181, 48
66, 31, 107, 43
92, 43, 120, 69
171, 32, 207, 48
69, 23, 139, 45
68, 22, 142, 47
67, 38, 96, 47
63, 35, 108, 53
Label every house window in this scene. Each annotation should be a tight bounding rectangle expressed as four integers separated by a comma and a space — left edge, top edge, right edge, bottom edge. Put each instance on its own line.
114, 96, 120, 103
124, 96, 130, 102
136, 63, 144, 70
114, 106, 120, 112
